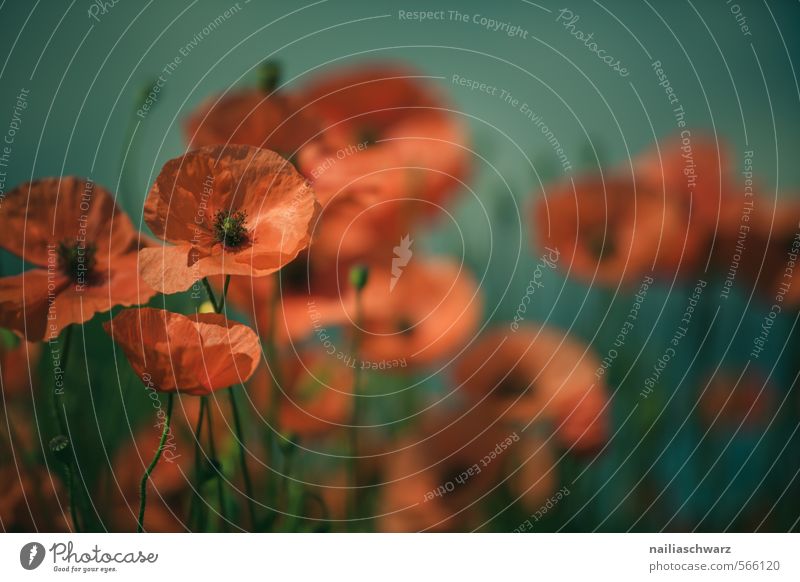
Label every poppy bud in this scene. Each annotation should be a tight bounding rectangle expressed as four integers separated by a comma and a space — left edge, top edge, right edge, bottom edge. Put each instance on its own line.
258, 60, 281, 93
349, 264, 369, 291
49, 435, 71, 464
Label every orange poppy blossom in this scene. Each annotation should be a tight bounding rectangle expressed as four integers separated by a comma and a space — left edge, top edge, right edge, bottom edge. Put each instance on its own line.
535, 136, 732, 286
0, 337, 39, 399
296, 63, 470, 262
103, 307, 261, 396
247, 349, 353, 438
0, 177, 156, 341
714, 195, 800, 306
453, 324, 609, 453
344, 256, 482, 369
139, 145, 320, 295
698, 368, 776, 432
377, 407, 511, 532
185, 88, 319, 159
211, 251, 353, 344
0, 466, 71, 531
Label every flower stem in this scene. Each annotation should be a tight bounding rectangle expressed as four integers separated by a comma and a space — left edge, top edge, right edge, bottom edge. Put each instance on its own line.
137, 392, 174, 533
228, 387, 256, 529
201, 277, 219, 312
190, 397, 207, 531
347, 283, 365, 528
264, 277, 285, 523
205, 401, 228, 531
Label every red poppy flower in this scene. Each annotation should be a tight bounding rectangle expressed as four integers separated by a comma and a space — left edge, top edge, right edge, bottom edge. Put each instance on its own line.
377, 408, 510, 532
185, 89, 318, 159
349, 257, 482, 368
139, 145, 320, 294
297, 64, 469, 262
0, 337, 39, 399
103, 307, 261, 396
714, 196, 800, 306
699, 369, 775, 431
535, 136, 732, 285
0, 466, 71, 531
454, 325, 609, 452
213, 251, 352, 344
0, 178, 155, 341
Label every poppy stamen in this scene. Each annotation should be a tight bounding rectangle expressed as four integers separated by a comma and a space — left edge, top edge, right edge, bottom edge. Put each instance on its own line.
213, 210, 249, 249
57, 240, 97, 283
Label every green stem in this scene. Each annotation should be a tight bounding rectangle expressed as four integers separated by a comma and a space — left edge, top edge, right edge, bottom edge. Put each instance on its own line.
264, 277, 284, 520
137, 392, 174, 533
347, 288, 364, 528
218, 275, 231, 313
190, 397, 207, 531
228, 387, 256, 529
206, 401, 228, 531
202, 278, 219, 312
66, 463, 81, 533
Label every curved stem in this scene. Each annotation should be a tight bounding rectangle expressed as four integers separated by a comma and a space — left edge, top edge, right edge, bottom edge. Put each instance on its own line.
228, 387, 256, 529
137, 392, 174, 533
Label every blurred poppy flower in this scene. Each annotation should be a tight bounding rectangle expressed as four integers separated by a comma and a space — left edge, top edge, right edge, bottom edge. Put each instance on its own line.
0, 466, 71, 531
535, 136, 732, 285
103, 307, 261, 396
248, 350, 352, 437
139, 145, 320, 294
454, 325, 608, 452
699, 369, 775, 431
377, 408, 510, 532
714, 196, 800, 306
0, 335, 39, 399
215, 252, 351, 344
185, 87, 318, 158
297, 64, 469, 262
350, 257, 482, 368
0, 177, 155, 341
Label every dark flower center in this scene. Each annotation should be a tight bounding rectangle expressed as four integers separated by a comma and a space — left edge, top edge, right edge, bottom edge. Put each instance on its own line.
213, 210, 249, 249
495, 372, 531, 398
357, 126, 378, 147
57, 241, 96, 282
396, 317, 416, 335
586, 229, 615, 261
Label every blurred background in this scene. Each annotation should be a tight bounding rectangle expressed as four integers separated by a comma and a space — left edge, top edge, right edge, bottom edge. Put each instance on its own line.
1, 0, 799, 532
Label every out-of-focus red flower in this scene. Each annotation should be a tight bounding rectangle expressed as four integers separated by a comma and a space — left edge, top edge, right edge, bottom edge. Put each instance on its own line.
248, 350, 352, 438
377, 408, 510, 532
215, 252, 352, 344
0, 178, 155, 341
185, 89, 318, 159
139, 145, 320, 294
103, 308, 261, 396
297, 64, 469, 262
454, 325, 609, 452
714, 196, 800, 306
0, 466, 71, 531
699, 369, 775, 431
0, 337, 39, 399
535, 136, 733, 285
350, 257, 482, 368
